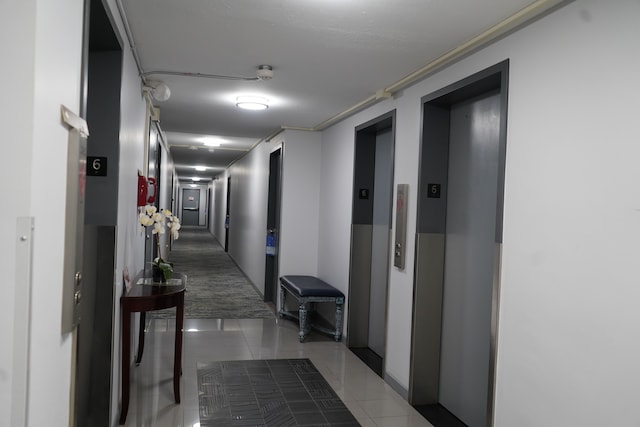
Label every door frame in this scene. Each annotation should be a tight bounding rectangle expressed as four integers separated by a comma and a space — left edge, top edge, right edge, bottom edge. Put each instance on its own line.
408, 60, 509, 426
347, 110, 396, 377
264, 145, 283, 303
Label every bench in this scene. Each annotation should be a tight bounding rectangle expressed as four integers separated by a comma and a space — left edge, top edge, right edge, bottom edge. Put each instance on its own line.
278, 275, 345, 342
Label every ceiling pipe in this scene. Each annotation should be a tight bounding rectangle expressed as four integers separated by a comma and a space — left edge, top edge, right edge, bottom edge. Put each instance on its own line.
142, 70, 260, 81
115, 0, 147, 84
384, 0, 569, 95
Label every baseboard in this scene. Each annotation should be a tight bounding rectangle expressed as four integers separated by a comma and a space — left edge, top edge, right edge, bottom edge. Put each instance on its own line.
384, 372, 409, 400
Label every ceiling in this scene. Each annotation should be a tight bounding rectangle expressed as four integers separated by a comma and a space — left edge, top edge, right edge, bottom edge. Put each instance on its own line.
117, 0, 565, 183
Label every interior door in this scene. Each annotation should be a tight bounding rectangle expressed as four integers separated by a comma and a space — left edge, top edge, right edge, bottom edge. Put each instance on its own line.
182, 188, 200, 225
264, 148, 282, 303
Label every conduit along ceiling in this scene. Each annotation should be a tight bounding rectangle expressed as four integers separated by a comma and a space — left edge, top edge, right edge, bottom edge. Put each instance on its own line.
118, 0, 567, 183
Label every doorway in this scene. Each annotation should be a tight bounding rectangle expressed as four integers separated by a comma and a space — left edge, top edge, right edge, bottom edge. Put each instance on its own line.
144, 125, 162, 263
225, 177, 231, 252
409, 61, 508, 427
347, 111, 395, 377
75, 0, 123, 425
264, 147, 283, 304
182, 188, 200, 225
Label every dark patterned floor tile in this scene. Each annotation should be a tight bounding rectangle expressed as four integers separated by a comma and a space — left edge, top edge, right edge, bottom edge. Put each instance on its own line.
288, 400, 320, 413
247, 366, 272, 375
199, 359, 359, 427
282, 390, 313, 401
293, 410, 328, 425
316, 398, 348, 411
264, 409, 297, 426
322, 409, 360, 424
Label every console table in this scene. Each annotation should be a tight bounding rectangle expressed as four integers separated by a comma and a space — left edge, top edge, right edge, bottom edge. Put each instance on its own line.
119, 271, 186, 425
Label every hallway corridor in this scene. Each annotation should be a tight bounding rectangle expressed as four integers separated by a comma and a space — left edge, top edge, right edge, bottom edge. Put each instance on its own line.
122, 227, 431, 426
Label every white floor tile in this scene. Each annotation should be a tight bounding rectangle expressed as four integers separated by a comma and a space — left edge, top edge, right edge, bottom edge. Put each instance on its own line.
121, 317, 428, 426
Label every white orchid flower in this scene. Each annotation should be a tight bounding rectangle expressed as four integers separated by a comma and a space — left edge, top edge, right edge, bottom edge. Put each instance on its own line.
138, 212, 154, 227
145, 205, 157, 216
153, 222, 164, 235
152, 212, 165, 225
172, 229, 180, 240
162, 209, 172, 218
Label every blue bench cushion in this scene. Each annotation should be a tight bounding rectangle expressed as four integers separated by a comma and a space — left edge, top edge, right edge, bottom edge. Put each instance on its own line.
280, 275, 344, 298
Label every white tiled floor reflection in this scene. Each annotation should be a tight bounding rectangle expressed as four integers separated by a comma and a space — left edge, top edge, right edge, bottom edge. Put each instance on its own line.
122, 317, 432, 427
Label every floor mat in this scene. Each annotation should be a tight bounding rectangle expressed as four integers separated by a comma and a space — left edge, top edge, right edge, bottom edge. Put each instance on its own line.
197, 358, 360, 426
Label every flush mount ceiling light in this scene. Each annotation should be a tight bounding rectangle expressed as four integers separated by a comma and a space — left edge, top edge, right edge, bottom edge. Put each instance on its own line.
236, 96, 269, 111
192, 177, 201, 182
195, 166, 207, 171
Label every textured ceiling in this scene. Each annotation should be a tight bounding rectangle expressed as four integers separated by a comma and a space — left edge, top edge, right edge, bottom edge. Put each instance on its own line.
118, 0, 566, 182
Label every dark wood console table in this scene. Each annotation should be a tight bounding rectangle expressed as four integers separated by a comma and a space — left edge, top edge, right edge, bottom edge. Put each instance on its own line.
119, 271, 186, 425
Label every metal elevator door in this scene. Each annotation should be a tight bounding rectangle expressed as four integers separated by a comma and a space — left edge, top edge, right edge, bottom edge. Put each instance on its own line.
438, 92, 500, 427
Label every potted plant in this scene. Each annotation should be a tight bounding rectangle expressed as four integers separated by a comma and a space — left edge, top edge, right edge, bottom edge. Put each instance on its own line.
138, 205, 181, 282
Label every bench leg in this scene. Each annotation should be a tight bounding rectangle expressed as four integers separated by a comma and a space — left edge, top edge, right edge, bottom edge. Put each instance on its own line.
298, 302, 308, 342
335, 298, 344, 342
278, 285, 286, 318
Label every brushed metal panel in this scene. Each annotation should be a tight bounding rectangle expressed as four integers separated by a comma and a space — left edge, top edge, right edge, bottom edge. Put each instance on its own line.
409, 232, 445, 404
394, 184, 408, 269
347, 224, 372, 348
62, 127, 87, 333
487, 242, 503, 427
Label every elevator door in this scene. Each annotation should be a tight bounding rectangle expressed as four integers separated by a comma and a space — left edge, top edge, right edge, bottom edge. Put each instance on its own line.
368, 129, 392, 356
439, 92, 500, 426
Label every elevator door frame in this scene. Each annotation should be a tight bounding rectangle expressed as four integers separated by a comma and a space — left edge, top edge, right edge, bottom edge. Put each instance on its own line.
347, 110, 396, 377
409, 60, 509, 427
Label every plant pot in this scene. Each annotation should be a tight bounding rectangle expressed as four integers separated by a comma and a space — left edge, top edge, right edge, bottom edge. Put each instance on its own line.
152, 265, 165, 283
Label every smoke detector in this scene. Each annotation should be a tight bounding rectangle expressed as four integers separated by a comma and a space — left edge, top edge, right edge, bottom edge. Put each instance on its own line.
256, 65, 274, 80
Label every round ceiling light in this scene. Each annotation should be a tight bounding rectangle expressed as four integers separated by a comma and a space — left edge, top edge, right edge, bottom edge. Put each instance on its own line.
236, 96, 269, 111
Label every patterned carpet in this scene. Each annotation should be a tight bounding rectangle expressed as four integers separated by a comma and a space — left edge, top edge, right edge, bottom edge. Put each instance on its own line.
197, 359, 360, 426
153, 226, 275, 319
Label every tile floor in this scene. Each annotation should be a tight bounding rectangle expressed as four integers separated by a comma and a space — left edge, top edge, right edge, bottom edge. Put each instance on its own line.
121, 317, 432, 427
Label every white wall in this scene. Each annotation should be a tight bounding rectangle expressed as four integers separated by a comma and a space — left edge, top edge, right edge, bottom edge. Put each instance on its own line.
210, 176, 227, 244
109, 41, 148, 427
0, 0, 85, 425
279, 130, 322, 277
226, 141, 272, 292
317, 1, 640, 425
0, 0, 37, 425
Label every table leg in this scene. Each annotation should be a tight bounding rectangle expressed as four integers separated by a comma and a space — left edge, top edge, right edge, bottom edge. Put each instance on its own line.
119, 307, 131, 425
174, 293, 184, 403
136, 311, 146, 365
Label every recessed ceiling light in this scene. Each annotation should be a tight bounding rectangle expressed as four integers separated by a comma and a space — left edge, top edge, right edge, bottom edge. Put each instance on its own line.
236, 96, 269, 111
199, 136, 225, 147
195, 166, 206, 171
189, 184, 197, 188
